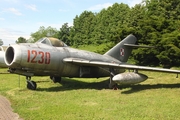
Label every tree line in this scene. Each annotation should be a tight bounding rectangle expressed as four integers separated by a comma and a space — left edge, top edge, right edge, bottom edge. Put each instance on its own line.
15, 0, 180, 68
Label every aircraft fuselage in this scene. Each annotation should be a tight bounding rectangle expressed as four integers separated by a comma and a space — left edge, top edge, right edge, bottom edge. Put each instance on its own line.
5, 43, 123, 78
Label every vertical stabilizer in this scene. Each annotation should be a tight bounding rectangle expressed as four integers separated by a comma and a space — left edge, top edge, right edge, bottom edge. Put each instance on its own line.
104, 34, 137, 62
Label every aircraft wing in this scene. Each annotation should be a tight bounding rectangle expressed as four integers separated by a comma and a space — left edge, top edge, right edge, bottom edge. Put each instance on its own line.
63, 58, 180, 74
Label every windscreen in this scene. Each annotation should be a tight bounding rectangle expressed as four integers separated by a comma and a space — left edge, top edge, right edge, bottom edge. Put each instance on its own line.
36, 37, 67, 47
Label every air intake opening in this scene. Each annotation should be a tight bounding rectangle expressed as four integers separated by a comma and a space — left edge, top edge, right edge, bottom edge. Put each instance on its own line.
5, 47, 14, 65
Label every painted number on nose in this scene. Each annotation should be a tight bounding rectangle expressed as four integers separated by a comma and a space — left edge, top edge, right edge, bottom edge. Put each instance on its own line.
27, 50, 50, 64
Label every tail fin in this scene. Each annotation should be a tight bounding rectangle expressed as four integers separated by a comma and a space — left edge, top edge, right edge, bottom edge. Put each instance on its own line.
104, 34, 137, 62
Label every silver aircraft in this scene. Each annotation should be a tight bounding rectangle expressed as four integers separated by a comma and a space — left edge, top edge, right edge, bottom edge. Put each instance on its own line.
4, 35, 180, 90
0, 46, 8, 68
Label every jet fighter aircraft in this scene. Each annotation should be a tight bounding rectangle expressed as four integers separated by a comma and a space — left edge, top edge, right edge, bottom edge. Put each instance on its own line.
0, 46, 8, 68
4, 35, 180, 90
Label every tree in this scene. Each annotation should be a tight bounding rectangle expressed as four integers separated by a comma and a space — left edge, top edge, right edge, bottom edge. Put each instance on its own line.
70, 11, 96, 46
58, 23, 71, 45
92, 3, 131, 45
156, 31, 180, 67
16, 37, 27, 43
31, 26, 58, 42
129, 0, 180, 67
0, 39, 3, 46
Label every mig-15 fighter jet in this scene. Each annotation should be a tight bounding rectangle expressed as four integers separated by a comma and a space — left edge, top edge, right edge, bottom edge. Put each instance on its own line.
0, 46, 8, 68
4, 34, 180, 90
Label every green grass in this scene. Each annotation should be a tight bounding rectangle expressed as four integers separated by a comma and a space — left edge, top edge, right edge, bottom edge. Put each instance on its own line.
1, 68, 180, 120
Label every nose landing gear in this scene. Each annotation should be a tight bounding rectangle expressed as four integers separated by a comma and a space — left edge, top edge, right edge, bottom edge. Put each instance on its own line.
26, 76, 37, 90
25, 76, 61, 90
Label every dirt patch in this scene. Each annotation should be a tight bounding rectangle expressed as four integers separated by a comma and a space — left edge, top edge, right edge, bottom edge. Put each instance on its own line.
0, 95, 22, 120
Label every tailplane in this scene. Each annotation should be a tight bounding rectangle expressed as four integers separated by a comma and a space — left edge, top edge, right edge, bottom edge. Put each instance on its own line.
104, 34, 137, 62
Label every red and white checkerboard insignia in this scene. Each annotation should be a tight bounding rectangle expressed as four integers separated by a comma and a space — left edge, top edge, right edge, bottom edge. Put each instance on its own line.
120, 48, 124, 56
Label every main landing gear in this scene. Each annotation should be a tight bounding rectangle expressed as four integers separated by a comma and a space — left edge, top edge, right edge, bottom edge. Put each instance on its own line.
26, 76, 37, 90
109, 75, 118, 90
50, 76, 61, 83
109, 69, 118, 90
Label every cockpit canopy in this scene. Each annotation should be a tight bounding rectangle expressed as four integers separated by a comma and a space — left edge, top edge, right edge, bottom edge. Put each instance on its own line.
36, 37, 68, 47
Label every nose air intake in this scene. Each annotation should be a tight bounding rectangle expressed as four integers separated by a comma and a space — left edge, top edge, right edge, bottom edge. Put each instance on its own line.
5, 46, 15, 66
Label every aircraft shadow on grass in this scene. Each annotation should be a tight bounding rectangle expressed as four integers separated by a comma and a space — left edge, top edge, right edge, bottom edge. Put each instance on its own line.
36, 78, 110, 92
121, 83, 180, 94
35, 78, 180, 93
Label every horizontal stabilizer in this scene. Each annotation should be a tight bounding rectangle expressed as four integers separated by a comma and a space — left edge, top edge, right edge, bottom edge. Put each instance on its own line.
124, 44, 155, 48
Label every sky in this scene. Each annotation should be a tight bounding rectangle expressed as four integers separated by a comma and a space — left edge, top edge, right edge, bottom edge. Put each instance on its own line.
0, 0, 142, 45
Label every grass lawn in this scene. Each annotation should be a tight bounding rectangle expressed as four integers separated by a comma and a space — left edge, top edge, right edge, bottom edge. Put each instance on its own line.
0, 68, 180, 120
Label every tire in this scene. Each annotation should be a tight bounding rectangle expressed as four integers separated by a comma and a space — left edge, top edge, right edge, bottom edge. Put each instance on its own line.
27, 81, 37, 90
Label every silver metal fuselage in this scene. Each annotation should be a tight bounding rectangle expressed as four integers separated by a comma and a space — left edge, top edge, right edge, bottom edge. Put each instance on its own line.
0, 46, 8, 68
5, 43, 123, 78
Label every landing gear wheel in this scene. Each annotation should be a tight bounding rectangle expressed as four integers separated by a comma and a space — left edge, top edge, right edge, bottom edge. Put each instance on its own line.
113, 84, 118, 90
109, 71, 118, 90
26, 76, 37, 90
50, 76, 61, 83
109, 83, 118, 90
27, 81, 37, 90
